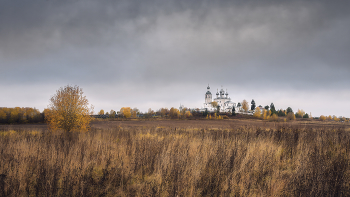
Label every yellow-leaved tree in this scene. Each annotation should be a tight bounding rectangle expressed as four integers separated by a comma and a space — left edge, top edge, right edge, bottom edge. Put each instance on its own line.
242, 100, 249, 112
169, 107, 180, 119
320, 115, 326, 121
262, 109, 267, 120
296, 109, 305, 118
9, 107, 20, 123
132, 108, 139, 118
98, 109, 105, 115
253, 107, 261, 118
0, 109, 7, 121
287, 112, 295, 121
333, 115, 340, 121
160, 108, 169, 118
211, 101, 218, 109
46, 85, 93, 132
120, 107, 132, 118
109, 110, 116, 118
269, 114, 279, 121
185, 111, 192, 118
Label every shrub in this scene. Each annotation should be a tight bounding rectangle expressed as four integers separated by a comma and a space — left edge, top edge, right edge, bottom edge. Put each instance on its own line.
253, 107, 261, 118
269, 114, 279, 121
222, 115, 229, 119
333, 115, 340, 122
287, 112, 295, 120
320, 115, 326, 121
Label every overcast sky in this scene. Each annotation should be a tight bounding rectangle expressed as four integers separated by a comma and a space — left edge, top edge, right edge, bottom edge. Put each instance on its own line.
1, 0, 349, 117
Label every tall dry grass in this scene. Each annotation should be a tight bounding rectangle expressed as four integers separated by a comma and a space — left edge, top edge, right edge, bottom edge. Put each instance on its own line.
0, 125, 350, 196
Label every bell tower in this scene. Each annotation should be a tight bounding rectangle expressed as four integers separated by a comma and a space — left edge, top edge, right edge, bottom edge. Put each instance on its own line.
205, 84, 212, 104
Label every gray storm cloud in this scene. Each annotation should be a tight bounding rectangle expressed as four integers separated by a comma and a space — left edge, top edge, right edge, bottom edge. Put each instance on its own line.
0, 0, 349, 116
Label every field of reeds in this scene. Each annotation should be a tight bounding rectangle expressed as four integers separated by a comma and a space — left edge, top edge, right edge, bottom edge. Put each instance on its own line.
1, 123, 350, 196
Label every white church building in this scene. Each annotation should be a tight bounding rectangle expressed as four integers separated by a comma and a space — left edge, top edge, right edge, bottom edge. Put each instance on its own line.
202, 85, 236, 113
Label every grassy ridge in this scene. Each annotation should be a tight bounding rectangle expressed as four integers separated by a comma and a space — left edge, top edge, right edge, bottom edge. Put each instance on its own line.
0, 125, 350, 196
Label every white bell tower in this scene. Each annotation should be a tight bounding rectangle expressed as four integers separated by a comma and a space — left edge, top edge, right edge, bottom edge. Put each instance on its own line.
205, 84, 212, 104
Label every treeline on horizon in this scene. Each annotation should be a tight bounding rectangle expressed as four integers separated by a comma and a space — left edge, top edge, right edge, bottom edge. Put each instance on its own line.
97, 100, 349, 122
0, 107, 45, 124
1, 103, 348, 125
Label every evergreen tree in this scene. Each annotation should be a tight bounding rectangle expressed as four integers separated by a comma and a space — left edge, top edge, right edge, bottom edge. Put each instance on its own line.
277, 109, 286, 116
270, 103, 276, 114
203, 108, 209, 117
286, 107, 293, 114
251, 99, 256, 111
232, 106, 236, 116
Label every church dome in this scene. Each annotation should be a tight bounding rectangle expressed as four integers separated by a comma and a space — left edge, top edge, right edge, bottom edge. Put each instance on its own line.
206, 91, 211, 94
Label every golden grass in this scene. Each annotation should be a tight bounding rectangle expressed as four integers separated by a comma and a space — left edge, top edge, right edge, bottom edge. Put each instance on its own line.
0, 125, 350, 196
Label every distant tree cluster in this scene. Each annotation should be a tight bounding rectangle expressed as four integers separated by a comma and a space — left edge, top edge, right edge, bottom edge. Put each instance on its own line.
318, 114, 348, 122
247, 100, 316, 122
0, 107, 44, 124
120, 106, 233, 120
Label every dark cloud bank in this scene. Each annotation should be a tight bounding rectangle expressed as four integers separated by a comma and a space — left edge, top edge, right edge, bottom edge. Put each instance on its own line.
0, 0, 349, 117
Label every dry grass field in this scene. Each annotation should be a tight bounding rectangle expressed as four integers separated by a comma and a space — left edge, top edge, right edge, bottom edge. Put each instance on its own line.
0, 119, 350, 196
90, 118, 350, 130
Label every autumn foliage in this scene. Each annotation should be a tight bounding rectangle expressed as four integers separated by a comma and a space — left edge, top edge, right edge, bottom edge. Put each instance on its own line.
98, 109, 105, 115
0, 107, 43, 124
118, 107, 131, 118
295, 109, 305, 118
169, 107, 180, 119
242, 99, 249, 112
269, 114, 279, 121
253, 107, 261, 118
287, 112, 296, 120
320, 115, 326, 121
46, 85, 93, 132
